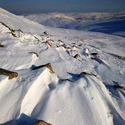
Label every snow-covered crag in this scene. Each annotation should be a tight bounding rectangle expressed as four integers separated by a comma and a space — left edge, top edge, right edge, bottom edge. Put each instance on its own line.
0, 8, 125, 125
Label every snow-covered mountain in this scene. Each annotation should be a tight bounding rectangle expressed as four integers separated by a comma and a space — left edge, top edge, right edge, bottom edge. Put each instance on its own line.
24, 12, 125, 21
24, 12, 125, 37
0, 7, 125, 125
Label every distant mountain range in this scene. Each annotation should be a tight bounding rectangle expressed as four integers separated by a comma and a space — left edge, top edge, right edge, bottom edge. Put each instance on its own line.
24, 12, 125, 37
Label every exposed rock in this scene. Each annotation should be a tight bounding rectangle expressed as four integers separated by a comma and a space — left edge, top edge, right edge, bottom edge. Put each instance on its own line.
33, 120, 52, 125
59, 78, 74, 82
34, 36, 40, 43
45, 63, 54, 73
67, 47, 72, 50
0, 22, 17, 37
0, 22, 15, 32
50, 39, 54, 42
47, 41, 52, 47
113, 85, 125, 90
29, 52, 39, 57
106, 52, 125, 60
90, 53, 99, 57
11, 32, 16, 37
58, 40, 64, 43
51, 40, 54, 42
31, 63, 54, 73
78, 72, 99, 79
0, 44, 4, 47
74, 54, 79, 58
61, 45, 67, 49
0, 68, 18, 79
89, 44, 125, 60
44, 31, 49, 37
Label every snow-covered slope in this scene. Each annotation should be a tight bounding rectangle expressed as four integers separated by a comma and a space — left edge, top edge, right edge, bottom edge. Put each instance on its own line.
24, 12, 125, 37
0, 7, 125, 125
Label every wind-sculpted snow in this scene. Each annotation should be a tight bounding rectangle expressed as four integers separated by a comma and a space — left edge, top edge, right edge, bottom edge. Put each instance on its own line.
0, 8, 125, 125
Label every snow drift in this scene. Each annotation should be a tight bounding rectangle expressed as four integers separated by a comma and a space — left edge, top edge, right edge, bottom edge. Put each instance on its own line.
0, 7, 125, 125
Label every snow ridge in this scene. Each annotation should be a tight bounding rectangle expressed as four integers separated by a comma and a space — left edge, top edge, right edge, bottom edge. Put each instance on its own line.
0, 8, 125, 125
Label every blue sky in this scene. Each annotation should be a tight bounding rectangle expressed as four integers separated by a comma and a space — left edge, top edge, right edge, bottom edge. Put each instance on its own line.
0, 0, 125, 14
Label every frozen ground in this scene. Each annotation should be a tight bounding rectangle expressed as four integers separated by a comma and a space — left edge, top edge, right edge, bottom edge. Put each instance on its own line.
0, 8, 125, 125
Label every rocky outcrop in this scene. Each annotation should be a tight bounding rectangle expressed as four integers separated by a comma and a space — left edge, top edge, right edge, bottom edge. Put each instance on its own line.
33, 120, 52, 125
0, 22, 23, 38
31, 63, 54, 73
0, 44, 4, 47
74, 54, 79, 59
34, 36, 41, 43
113, 85, 125, 90
47, 41, 52, 47
44, 31, 49, 37
29, 52, 39, 57
0, 68, 18, 79
90, 53, 99, 57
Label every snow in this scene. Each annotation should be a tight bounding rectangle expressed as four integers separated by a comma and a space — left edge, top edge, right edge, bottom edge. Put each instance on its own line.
24, 12, 125, 37
0, 7, 125, 125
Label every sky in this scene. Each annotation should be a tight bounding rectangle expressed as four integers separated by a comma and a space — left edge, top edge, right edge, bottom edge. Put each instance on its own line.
0, 0, 125, 14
